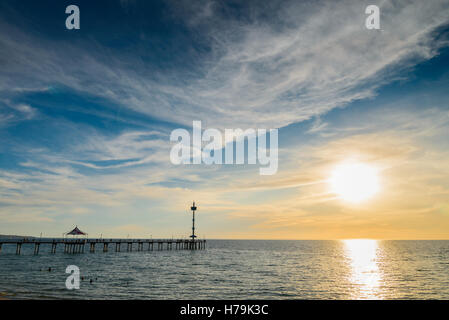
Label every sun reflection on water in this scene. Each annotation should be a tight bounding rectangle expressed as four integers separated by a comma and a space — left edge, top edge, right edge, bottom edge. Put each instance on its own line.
343, 239, 382, 299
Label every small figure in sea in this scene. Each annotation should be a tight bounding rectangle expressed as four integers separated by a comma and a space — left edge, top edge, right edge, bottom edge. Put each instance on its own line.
48, 267, 52, 272
89, 279, 93, 284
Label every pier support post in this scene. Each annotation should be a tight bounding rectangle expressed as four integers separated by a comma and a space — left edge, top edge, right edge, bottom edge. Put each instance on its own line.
90, 243, 95, 253
34, 243, 40, 255
115, 243, 120, 252
16, 243, 22, 255
0, 243, 2, 254
103, 243, 108, 252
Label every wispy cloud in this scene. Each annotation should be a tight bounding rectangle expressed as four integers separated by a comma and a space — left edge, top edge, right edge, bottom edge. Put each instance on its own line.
0, 99, 38, 126
0, 0, 448, 129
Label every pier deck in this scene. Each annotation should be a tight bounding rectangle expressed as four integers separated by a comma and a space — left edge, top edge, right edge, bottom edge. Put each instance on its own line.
0, 238, 206, 255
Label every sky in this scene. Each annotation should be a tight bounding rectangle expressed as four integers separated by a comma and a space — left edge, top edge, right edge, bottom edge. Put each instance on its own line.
0, 0, 449, 239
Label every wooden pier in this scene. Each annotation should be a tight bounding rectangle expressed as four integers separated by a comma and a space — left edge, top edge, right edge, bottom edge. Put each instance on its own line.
0, 238, 206, 255
0, 202, 206, 255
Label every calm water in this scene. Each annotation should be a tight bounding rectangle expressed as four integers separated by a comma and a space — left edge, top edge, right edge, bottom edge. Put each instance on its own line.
0, 240, 448, 299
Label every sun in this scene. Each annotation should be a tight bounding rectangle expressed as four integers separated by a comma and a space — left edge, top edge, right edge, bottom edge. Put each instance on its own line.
330, 162, 380, 203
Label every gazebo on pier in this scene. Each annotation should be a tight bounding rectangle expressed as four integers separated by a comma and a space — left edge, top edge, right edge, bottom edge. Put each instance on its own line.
61, 226, 88, 253
63, 226, 88, 239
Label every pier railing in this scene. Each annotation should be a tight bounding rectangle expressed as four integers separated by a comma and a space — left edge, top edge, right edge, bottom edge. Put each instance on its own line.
0, 238, 206, 255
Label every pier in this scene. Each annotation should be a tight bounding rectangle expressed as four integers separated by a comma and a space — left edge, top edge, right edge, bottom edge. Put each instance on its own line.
0, 202, 206, 255
0, 238, 206, 255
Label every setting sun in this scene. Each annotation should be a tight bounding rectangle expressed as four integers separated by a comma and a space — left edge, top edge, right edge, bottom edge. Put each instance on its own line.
330, 162, 380, 203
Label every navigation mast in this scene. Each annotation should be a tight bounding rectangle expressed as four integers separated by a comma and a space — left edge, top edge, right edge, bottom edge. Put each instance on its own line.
190, 201, 197, 241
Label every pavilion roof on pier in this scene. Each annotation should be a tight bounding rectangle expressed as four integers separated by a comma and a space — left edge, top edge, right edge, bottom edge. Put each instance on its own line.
66, 226, 87, 235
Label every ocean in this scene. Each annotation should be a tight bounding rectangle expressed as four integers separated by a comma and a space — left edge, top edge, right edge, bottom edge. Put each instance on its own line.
0, 240, 448, 299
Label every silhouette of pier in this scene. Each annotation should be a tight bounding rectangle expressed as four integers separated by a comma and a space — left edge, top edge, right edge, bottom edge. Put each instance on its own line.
0, 238, 206, 255
0, 202, 206, 255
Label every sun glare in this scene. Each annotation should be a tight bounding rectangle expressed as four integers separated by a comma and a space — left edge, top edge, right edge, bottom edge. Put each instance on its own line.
343, 239, 381, 299
330, 162, 379, 203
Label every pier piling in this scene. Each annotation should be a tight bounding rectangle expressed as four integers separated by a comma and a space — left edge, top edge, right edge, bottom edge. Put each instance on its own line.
34, 243, 40, 255
16, 243, 22, 255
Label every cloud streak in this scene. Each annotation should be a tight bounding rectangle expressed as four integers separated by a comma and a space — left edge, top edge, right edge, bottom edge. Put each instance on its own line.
0, 0, 448, 129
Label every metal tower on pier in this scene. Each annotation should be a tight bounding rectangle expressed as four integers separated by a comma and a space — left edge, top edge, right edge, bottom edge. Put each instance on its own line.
190, 201, 197, 241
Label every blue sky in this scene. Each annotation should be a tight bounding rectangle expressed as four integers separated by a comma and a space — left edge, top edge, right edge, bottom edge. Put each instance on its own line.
1, 0, 449, 239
